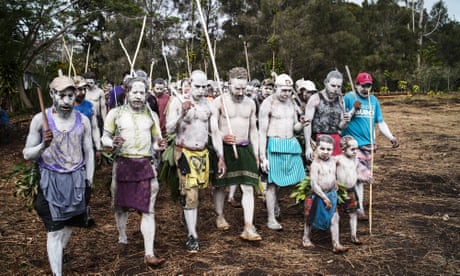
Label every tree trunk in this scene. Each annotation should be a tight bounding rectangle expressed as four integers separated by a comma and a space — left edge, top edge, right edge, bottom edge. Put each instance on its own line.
17, 78, 33, 109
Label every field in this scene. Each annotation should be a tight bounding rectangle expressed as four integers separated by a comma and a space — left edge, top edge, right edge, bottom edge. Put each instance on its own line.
1, 94, 459, 275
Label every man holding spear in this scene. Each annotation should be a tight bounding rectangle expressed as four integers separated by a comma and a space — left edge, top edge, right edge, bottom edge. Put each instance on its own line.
212, 67, 262, 241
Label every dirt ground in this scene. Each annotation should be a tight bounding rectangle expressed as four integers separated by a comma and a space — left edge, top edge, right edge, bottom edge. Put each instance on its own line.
1, 94, 459, 275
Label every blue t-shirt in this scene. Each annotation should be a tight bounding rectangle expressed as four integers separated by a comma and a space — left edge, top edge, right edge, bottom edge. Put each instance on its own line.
341, 92, 384, 147
74, 100, 94, 120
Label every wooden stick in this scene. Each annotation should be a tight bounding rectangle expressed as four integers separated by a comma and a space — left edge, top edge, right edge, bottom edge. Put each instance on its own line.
345, 65, 358, 100
149, 59, 155, 92
131, 16, 147, 74
162, 41, 172, 84
68, 46, 74, 77
244, 41, 251, 81
368, 95, 374, 236
85, 43, 91, 73
195, 0, 238, 159
119, 39, 133, 71
62, 38, 77, 77
31, 79, 49, 132
186, 44, 192, 77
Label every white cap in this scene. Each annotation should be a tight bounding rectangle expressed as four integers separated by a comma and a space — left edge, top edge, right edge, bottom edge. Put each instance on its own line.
299, 80, 317, 92
275, 74, 293, 86
49, 76, 76, 91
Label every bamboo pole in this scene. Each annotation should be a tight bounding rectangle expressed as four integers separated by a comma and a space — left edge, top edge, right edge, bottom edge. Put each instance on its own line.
195, 0, 238, 159
162, 41, 172, 84
368, 95, 374, 236
85, 43, 91, 73
244, 41, 251, 81
131, 16, 147, 74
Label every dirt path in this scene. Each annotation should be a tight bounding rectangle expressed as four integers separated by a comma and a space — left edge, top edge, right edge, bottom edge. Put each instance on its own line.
1, 94, 459, 275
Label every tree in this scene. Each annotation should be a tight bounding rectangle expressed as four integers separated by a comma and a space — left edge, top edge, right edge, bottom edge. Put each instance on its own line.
0, 0, 140, 111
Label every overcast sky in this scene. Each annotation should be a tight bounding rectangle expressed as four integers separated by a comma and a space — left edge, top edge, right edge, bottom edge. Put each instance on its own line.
347, 0, 459, 21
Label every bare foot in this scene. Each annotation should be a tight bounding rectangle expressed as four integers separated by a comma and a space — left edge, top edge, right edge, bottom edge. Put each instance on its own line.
332, 245, 350, 254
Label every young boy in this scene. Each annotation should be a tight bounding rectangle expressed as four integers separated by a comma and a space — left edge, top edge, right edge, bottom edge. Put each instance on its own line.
336, 135, 373, 244
302, 135, 349, 253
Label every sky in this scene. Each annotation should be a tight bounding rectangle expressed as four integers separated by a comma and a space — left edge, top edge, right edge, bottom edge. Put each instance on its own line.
347, 0, 460, 21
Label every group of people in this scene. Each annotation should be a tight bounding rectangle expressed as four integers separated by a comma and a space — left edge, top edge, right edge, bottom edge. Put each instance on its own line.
23, 66, 399, 275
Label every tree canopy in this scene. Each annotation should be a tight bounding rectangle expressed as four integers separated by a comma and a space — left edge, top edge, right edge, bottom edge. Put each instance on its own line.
1, 0, 459, 112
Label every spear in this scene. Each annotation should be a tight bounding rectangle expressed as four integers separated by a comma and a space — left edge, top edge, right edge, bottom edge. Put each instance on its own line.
162, 41, 172, 84
62, 38, 77, 77
149, 59, 155, 92
244, 40, 251, 81
368, 94, 374, 236
131, 16, 147, 75
85, 43, 91, 73
195, 0, 238, 159
119, 39, 133, 70
30, 76, 49, 132
185, 44, 192, 77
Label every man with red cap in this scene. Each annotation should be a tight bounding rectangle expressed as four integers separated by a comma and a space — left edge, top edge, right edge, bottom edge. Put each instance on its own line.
342, 72, 399, 219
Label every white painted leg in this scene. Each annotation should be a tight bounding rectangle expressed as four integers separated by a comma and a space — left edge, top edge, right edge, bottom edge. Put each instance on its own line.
114, 210, 129, 244
47, 230, 64, 276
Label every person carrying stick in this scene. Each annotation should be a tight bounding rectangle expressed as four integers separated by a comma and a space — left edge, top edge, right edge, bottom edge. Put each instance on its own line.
23, 76, 95, 276
341, 72, 399, 221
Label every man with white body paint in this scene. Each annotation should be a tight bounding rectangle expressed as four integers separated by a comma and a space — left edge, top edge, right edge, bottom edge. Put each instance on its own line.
101, 73, 167, 267
304, 70, 351, 160
341, 72, 399, 220
166, 70, 226, 253
336, 135, 373, 244
23, 76, 94, 276
83, 72, 107, 135
213, 67, 262, 241
258, 73, 307, 230
302, 135, 349, 253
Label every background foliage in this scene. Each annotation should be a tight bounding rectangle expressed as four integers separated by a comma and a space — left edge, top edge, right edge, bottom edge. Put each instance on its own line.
1, 0, 459, 113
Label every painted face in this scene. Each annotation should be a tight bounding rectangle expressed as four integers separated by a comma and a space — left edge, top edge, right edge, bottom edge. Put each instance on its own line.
344, 139, 358, 158
85, 78, 96, 89
154, 83, 165, 96
127, 81, 147, 111
325, 77, 342, 100
52, 88, 76, 118
230, 78, 247, 103
317, 140, 334, 161
190, 74, 208, 101
299, 88, 315, 103
261, 85, 273, 99
275, 85, 293, 102
245, 85, 254, 97
356, 83, 372, 98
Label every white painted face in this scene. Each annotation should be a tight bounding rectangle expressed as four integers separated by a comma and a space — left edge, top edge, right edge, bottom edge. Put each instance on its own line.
127, 81, 147, 111
325, 77, 342, 100
344, 139, 358, 158
275, 85, 293, 102
356, 83, 372, 98
190, 73, 208, 101
317, 140, 334, 161
230, 78, 247, 103
52, 88, 76, 118
245, 85, 254, 97
85, 78, 96, 89
261, 85, 273, 99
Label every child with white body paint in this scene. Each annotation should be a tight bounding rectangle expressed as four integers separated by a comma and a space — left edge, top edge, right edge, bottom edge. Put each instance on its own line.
302, 135, 349, 253
336, 135, 373, 244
